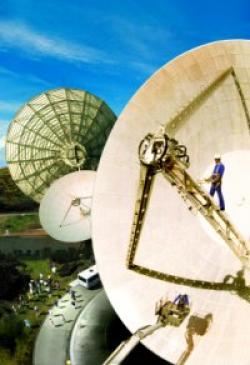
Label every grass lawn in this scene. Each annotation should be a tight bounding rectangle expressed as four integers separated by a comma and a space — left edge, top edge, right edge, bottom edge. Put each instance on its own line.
0, 252, 91, 365
0, 258, 76, 365
23, 258, 51, 278
0, 214, 40, 234
22, 258, 77, 288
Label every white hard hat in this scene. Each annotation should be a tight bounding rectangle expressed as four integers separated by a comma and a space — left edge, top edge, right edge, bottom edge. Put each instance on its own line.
214, 154, 221, 159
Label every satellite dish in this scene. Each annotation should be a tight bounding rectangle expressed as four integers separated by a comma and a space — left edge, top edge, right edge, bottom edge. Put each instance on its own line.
92, 40, 250, 364
5, 88, 116, 202
39, 170, 95, 242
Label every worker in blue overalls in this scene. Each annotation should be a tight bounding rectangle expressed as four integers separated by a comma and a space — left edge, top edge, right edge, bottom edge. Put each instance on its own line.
206, 154, 225, 211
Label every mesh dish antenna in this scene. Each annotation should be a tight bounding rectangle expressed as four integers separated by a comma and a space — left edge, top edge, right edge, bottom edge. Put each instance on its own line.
92, 40, 250, 365
5, 88, 116, 202
39, 170, 95, 242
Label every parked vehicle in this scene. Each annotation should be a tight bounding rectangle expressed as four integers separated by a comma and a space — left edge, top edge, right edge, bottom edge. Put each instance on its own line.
78, 264, 100, 289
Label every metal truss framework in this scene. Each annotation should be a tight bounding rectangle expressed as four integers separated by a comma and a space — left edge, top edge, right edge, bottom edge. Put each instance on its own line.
126, 67, 250, 297
6, 88, 116, 202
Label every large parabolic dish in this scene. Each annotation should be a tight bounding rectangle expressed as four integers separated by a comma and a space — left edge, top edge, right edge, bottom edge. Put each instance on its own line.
92, 40, 250, 364
5, 88, 116, 202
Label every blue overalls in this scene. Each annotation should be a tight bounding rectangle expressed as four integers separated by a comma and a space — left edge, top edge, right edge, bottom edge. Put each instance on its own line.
210, 163, 225, 210
173, 294, 189, 306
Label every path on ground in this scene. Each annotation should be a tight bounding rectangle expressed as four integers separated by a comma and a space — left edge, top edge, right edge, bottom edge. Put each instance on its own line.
33, 282, 101, 365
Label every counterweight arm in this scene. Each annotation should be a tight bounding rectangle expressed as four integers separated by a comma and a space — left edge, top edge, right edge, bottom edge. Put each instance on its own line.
127, 130, 250, 272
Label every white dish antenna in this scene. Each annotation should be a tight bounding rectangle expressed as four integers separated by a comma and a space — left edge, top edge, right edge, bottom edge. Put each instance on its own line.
92, 40, 250, 365
39, 170, 95, 242
5, 88, 116, 202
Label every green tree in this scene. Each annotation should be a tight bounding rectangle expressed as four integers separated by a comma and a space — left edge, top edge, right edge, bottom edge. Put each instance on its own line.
0, 254, 30, 300
15, 334, 33, 365
0, 315, 24, 351
0, 347, 16, 365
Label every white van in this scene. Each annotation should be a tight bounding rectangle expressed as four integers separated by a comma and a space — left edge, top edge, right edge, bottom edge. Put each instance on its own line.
78, 265, 100, 289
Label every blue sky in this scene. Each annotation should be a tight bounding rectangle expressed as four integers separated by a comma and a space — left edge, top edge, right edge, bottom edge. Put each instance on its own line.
0, 0, 249, 165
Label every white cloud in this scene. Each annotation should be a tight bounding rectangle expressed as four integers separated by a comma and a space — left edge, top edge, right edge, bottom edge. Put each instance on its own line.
0, 120, 10, 134
0, 65, 51, 87
0, 119, 9, 125
0, 20, 109, 65
0, 66, 17, 77
0, 100, 21, 113
102, 17, 172, 75
130, 61, 158, 75
110, 18, 172, 58
0, 135, 6, 149
26, 75, 51, 86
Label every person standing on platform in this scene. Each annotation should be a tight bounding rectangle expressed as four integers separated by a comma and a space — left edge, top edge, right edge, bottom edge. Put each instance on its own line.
205, 154, 225, 211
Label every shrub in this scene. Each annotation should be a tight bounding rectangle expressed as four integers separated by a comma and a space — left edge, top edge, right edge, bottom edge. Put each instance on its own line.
0, 254, 30, 300
58, 262, 79, 277
0, 315, 24, 351
15, 334, 33, 365
50, 248, 79, 264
